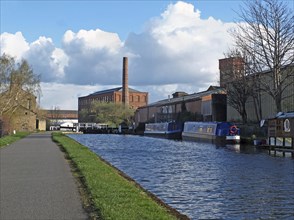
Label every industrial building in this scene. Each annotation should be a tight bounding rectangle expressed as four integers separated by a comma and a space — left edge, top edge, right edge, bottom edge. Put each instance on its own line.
134, 86, 227, 127
78, 57, 148, 122
45, 109, 78, 130
219, 57, 294, 122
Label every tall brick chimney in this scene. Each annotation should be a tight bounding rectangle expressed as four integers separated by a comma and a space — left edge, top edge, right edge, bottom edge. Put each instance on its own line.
122, 57, 129, 106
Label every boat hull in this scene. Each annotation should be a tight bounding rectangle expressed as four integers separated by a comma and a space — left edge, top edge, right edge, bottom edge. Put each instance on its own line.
144, 122, 182, 140
144, 131, 182, 140
182, 121, 241, 145
226, 135, 241, 144
182, 132, 228, 144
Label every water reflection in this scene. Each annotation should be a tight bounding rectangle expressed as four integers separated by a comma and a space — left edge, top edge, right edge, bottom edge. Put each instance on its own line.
68, 134, 294, 219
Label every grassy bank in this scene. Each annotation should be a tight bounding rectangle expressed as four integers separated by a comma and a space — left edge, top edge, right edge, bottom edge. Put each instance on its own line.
0, 132, 30, 148
52, 132, 187, 220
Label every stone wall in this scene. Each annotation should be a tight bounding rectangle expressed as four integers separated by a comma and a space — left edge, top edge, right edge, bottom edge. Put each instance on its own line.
10, 107, 36, 132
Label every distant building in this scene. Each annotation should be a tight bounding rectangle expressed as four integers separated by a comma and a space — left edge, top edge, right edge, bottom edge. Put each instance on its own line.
78, 57, 148, 123
134, 86, 226, 127
45, 109, 78, 130
78, 87, 148, 122
219, 57, 294, 122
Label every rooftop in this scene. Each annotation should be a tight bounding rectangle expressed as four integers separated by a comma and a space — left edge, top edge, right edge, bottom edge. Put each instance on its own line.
80, 87, 145, 98
144, 86, 225, 108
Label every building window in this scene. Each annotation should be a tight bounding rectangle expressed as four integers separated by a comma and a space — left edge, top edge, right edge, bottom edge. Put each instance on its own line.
27, 99, 31, 109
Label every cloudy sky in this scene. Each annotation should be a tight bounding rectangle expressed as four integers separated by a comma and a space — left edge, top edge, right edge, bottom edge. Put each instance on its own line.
1, 0, 292, 110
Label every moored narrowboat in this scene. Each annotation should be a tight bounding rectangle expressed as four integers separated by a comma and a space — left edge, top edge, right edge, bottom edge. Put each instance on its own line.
182, 121, 240, 144
144, 122, 182, 139
267, 112, 294, 157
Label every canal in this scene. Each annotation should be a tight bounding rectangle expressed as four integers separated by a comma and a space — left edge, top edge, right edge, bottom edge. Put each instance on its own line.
68, 134, 294, 219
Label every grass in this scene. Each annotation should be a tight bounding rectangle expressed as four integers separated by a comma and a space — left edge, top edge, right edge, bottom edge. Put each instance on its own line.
0, 131, 30, 148
52, 132, 187, 220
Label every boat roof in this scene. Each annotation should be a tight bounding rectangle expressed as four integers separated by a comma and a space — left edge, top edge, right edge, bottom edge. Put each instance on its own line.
184, 121, 231, 125
273, 112, 294, 119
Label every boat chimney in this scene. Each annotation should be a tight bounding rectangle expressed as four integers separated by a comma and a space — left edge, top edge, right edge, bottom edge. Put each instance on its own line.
122, 57, 129, 106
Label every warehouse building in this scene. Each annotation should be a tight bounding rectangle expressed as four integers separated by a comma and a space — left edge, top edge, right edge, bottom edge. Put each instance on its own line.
134, 86, 227, 127
219, 57, 294, 122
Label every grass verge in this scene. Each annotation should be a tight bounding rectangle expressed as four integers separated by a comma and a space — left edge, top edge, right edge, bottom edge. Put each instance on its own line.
0, 132, 30, 148
52, 132, 189, 220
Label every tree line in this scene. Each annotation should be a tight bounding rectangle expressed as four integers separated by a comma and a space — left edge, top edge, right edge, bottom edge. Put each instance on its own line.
79, 102, 135, 127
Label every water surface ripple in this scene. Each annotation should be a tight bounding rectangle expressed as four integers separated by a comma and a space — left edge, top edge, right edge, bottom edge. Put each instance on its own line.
68, 134, 294, 219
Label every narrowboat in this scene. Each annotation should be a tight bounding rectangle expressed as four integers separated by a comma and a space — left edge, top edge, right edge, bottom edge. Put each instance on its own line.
267, 112, 294, 157
144, 122, 182, 139
182, 121, 240, 144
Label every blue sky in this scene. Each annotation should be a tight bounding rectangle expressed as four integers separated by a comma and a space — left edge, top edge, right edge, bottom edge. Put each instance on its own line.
1, 0, 293, 110
1, 0, 244, 45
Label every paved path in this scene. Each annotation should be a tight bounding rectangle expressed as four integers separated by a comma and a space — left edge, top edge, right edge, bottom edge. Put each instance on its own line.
0, 132, 88, 220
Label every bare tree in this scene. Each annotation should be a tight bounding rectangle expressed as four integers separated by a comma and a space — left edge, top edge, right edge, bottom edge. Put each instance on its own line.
49, 106, 61, 127
231, 0, 294, 113
0, 54, 41, 117
224, 49, 255, 124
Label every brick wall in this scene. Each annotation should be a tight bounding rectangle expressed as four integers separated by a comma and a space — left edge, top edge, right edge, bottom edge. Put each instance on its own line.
80, 91, 148, 108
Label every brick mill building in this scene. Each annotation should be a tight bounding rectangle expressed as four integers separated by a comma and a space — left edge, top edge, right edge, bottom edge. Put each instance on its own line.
78, 57, 148, 122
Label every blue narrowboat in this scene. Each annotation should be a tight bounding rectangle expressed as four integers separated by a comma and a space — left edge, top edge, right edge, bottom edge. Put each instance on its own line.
144, 122, 182, 139
182, 121, 240, 144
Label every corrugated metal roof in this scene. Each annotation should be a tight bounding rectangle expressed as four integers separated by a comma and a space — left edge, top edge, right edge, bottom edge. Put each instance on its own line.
146, 86, 225, 107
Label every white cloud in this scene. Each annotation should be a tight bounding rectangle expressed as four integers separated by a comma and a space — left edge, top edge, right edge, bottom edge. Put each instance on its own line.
1, 1, 236, 110
0, 32, 29, 60
40, 82, 121, 110
51, 48, 69, 78
151, 1, 202, 36
126, 1, 235, 86
61, 29, 125, 85
63, 29, 122, 54
24, 36, 67, 82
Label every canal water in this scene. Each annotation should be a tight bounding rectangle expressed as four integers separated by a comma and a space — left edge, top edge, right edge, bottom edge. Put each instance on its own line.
68, 134, 294, 219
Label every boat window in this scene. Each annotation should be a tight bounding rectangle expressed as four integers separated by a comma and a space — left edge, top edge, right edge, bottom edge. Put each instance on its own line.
146, 123, 169, 132
207, 127, 213, 133
168, 123, 177, 130
276, 137, 283, 146
285, 138, 292, 147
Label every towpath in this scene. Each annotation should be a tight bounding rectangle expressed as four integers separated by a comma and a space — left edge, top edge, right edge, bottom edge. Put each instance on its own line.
0, 132, 88, 220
